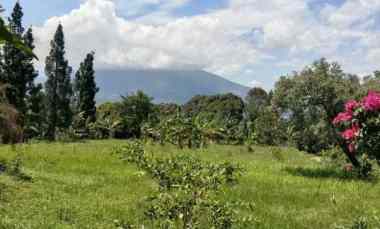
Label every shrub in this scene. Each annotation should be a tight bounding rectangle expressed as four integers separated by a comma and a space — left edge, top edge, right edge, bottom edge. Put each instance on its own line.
0, 153, 31, 181
333, 91, 380, 171
113, 141, 253, 228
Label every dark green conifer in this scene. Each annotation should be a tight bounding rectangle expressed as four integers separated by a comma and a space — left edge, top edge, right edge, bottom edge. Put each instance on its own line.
74, 52, 98, 125
45, 24, 73, 140
1, 2, 27, 114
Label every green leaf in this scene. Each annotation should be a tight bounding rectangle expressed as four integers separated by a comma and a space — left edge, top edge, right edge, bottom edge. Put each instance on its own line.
0, 18, 38, 59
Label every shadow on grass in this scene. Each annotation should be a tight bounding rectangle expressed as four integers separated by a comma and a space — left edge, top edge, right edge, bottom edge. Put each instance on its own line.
284, 166, 377, 183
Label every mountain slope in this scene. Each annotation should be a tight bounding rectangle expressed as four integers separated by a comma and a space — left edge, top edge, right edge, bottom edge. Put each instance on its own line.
95, 69, 250, 104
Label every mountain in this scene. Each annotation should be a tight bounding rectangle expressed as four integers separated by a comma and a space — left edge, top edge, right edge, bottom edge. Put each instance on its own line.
95, 69, 250, 104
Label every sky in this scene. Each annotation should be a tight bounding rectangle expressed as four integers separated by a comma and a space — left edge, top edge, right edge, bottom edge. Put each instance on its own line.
1, 0, 380, 89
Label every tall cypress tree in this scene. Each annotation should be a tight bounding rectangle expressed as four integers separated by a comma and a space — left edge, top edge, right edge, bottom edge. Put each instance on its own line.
0, 2, 39, 126
24, 83, 45, 139
45, 24, 73, 140
1, 2, 26, 114
74, 52, 98, 124
23, 27, 44, 138
23, 28, 38, 93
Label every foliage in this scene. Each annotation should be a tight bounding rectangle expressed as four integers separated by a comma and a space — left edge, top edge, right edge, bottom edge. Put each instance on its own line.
251, 107, 287, 146
24, 83, 45, 139
143, 109, 229, 149
245, 87, 270, 122
183, 93, 246, 144
0, 3, 38, 125
113, 141, 252, 228
272, 58, 361, 153
333, 91, 380, 167
55, 127, 82, 143
73, 51, 98, 128
120, 91, 155, 138
0, 7, 36, 58
321, 147, 377, 179
0, 149, 31, 181
45, 24, 73, 140
89, 102, 124, 139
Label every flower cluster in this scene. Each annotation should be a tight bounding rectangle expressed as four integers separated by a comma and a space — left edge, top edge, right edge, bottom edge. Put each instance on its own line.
362, 91, 380, 112
333, 91, 380, 154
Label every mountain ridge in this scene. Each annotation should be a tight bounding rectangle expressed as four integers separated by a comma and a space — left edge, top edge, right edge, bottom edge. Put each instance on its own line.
95, 69, 250, 104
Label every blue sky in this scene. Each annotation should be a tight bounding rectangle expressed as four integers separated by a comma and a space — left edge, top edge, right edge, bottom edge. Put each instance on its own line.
2, 0, 230, 25
2, 0, 380, 89
2, 0, 80, 26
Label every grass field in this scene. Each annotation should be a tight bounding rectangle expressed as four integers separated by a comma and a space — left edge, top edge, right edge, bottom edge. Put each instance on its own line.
0, 140, 379, 228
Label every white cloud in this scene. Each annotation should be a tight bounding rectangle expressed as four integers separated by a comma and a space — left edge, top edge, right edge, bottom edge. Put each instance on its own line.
33, 0, 380, 86
34, 0, 264, 78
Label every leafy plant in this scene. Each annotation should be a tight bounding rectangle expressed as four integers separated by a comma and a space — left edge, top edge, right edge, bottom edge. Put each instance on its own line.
0, 152, 31, 181
333, 91, 380, 174
0, 16, 37, 58
113, 141, 253, 228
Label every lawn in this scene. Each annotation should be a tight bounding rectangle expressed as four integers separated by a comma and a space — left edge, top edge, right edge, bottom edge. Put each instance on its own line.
0, 140, 379, 228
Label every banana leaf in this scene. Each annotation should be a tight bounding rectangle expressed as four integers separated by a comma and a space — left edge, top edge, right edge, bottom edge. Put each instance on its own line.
0, 18, 38, 59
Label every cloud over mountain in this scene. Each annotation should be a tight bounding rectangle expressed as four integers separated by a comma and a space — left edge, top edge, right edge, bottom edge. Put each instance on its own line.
32, 0, 380, 88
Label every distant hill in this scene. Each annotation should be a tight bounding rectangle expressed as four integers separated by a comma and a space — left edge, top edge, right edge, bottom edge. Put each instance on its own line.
95, 69, 250, 104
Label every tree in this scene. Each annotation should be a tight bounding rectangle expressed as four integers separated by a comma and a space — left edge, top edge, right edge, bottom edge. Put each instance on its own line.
45, 24, 73, 140
182, 93, 246, 144
272, 58, 361, 154
24, 83, 45, 139
0, 3, 39, 131
361, 71, 380, 96
245, 87, 269, 122
120, 91, 155, 138
73, 52, 98, 127
253, 107, 286, 146
1, 2, 30, 117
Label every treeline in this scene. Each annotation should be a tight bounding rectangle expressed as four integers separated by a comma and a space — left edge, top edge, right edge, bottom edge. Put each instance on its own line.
0, 2, 98, 142
1, 2, 380, 157
90, 58, 380, 156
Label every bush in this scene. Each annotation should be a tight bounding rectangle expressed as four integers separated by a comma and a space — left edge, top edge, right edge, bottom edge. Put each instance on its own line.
333, 91, 380, 174
0, 153, 31, 181
113, 141, 253, 228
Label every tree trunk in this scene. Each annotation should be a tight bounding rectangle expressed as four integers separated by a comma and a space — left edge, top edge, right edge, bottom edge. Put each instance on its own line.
338, 139, 360, 168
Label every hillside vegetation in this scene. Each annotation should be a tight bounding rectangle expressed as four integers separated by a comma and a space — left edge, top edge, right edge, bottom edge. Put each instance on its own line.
0, 140, 379, 228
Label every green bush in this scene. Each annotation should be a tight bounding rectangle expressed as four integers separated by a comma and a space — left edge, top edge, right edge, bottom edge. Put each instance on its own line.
113, 141, 253, 228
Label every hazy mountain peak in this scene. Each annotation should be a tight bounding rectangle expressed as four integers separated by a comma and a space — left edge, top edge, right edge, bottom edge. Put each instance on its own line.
95, 69, 250, 104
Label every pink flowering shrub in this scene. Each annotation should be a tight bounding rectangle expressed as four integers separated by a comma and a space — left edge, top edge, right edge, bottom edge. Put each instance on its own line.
333, 91, 380, 163
362, 91, 380, 112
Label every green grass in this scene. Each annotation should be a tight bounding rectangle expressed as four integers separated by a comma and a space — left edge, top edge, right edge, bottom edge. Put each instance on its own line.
0, 140, 379, 228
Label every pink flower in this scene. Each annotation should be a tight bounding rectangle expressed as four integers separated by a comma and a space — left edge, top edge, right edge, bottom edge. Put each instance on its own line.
341, 124, 360, 140
333, 112, 353, 125
362, 91, 380, 112
345, 100, 360, 113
